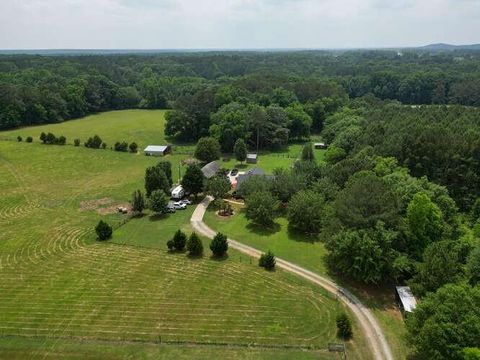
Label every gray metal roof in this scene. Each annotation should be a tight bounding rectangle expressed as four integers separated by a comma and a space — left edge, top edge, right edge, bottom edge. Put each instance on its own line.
201, 161, 220, 179
144, 145, 169, 153
396, 286, 417, 313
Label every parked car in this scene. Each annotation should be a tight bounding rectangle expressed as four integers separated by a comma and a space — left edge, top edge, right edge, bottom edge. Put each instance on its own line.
181, 199, 192, 205
173, 201, 187, 210
230, 169, 239, 176
165, 204, 176, 213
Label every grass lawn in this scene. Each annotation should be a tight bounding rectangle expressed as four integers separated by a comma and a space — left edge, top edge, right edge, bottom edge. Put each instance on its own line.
0, 110, 370, 358
112, 205, 198, 249
204, 205, 329, 275
204, 203, 409, 360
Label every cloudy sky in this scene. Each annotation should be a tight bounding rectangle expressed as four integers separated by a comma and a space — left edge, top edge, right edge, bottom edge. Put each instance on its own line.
0, 0, 479, 49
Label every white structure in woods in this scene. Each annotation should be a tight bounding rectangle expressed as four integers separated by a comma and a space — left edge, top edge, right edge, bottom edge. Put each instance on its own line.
171, 185, 185, 199
144, 145, 171, 156
314, 142, 327, 149
395, 286, 417, 315
246, 153, 258, 164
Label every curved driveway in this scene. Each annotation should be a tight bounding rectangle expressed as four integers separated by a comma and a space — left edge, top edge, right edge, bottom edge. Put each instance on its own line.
191, 196, 394, 360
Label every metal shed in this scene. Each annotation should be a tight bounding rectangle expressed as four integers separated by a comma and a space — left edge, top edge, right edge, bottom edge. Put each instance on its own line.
144, 145, 171, 156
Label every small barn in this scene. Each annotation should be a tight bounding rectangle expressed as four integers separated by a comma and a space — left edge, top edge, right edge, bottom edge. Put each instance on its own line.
395, 286, 417, 315
314, 142, 327, 149
144, 145, 171, 156
246, 153, 258, 164
201, 161, 220, 179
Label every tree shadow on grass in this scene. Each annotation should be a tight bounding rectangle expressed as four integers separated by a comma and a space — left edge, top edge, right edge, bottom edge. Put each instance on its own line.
234, 163, 248, 169
325, 264, 398, 313
148, 213, 169, 221
187, 253, 204, 260
246, 222, 281, 236
210, 253, 229, 261
287, 225, 320, 243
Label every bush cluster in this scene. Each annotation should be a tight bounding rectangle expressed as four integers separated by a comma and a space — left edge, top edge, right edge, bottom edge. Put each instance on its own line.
85, 135, 103, 149
39, 132, 66, 145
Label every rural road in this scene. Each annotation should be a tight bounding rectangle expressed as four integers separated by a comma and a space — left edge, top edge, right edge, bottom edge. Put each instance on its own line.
191, 196, 394, 360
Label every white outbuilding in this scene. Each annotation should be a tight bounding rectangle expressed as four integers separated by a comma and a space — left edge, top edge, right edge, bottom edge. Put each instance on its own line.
144, 145, 171, 156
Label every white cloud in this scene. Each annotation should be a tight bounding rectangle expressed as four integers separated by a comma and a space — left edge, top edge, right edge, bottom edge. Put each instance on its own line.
0, 0, 478, 49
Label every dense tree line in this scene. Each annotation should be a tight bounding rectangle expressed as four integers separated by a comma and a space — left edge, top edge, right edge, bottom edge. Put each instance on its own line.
2, 50, 480, 130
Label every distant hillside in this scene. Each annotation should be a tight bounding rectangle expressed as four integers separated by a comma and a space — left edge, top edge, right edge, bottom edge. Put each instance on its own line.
420, 43, 480, 51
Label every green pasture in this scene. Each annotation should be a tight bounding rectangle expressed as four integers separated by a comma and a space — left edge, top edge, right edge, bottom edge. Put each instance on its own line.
0, 110, 370, 358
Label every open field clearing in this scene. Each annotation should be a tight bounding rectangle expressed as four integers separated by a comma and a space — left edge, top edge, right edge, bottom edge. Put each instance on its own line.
0, 110, 169, 149
0, 110, 370, 358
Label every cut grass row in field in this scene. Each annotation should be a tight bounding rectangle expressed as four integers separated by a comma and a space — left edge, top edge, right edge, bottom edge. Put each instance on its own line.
0, 336, 339, 360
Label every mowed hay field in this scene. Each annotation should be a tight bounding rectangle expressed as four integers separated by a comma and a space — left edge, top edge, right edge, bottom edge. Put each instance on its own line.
0, 110, 370, 359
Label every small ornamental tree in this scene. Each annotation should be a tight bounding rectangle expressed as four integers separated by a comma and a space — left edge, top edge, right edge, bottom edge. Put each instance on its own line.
131, 190, 146, 214
26, 136, 33, 143
186, 232, 203, 256
259, 251, 276, 270
17, 135, 22, 142
95, 220, 112, 241
167, 239, 175, 251
129, 142, 138, 153
210, 232, 228, 257
74, 138, 80, 146
194, 137, 221, 163
101, 142, 107, 149
234, 138, 247, 164
40, 132, 47, 143
336, 313, 353, 340
181, 165, 205, 198
172, 230, 187, 251
301, 142, 315, 162
148, 190, 168, 214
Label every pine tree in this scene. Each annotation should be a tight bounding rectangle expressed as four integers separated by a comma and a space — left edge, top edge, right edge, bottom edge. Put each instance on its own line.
259, 250, 276, 270
301, 142, 315, 162
95, 220, 112, 241
210, 232, 228, 257
172, 230, 187, 251
187, 232, 203, 256
131, 190, 146, 214
336, 313, 353, 340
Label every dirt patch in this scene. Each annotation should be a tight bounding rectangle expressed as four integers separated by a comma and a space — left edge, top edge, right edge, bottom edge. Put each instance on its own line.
97, 203, 132, 215
79, 198, 113, 211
